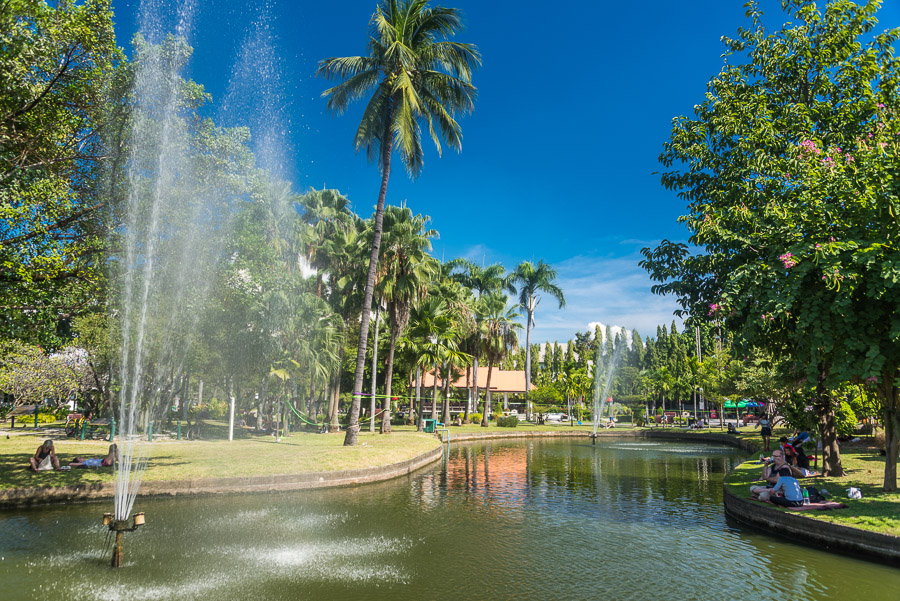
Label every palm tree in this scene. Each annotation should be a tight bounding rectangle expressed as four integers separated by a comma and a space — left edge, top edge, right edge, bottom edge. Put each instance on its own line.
318, 0, 480, 446
406, 296, 465, 430
475, 293, 521, 427
378, 205, 438, 433
448, 259, 511, 419
509, 260, 565, 420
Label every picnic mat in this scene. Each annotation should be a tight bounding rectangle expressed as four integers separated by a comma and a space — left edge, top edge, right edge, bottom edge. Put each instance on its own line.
749, 496, 848, 511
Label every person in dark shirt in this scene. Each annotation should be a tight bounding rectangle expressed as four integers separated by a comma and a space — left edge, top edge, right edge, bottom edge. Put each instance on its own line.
30, 439, 60, 471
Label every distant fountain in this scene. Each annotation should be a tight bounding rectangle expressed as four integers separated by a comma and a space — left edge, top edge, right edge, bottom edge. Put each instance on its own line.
592, 343, 622, 439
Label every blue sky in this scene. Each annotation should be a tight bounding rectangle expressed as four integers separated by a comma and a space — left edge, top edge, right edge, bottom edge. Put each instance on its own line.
110, 0, 900, 344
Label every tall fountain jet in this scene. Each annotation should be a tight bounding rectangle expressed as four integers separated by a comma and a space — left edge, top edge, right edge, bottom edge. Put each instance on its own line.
110, 0, 202, 567
107, 0, 291, 566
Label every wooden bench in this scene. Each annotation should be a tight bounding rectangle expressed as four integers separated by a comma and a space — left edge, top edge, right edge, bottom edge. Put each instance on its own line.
8, 405, 38, 428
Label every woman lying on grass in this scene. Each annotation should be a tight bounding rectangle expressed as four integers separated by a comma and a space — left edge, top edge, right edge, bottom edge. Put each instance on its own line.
69, 444, 118, 468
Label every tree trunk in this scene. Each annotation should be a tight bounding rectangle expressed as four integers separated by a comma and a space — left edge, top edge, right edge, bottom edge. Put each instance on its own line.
481, 360, 494, 427
464, 364, 472, 423
370, 302, 381, 433
345, 119, 393, 446
442, 362, 451, 425
471, 357, 479, 424
431, 365, 438, 425
381, 328, 396, 434
815, 368, 844, 477
409, 367, 419, 425
524, 309, 533, 420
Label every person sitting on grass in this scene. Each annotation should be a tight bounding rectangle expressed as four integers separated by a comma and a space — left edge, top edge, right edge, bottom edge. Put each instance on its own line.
30, 439, 61, 471
69, 444, 118, 468
604, 416, 615, 429
750, 449, 792, 496
769, 472, 804, 508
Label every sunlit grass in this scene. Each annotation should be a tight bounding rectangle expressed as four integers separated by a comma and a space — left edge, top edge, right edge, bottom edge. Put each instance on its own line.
724, 443, 900, 536
0, 424, 440, 491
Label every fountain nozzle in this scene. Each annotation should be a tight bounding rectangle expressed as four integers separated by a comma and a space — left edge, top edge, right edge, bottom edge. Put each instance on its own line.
107, 512, 146, 567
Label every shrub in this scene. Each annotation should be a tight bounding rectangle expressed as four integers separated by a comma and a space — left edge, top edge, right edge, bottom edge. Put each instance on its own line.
835, 401, 857, 438
497, 415, 518, 428
469, 412, 482, 424
207, 398, 228, 420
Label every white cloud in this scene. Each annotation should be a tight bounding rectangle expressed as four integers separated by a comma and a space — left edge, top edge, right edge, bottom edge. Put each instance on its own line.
524, 252, 682, 344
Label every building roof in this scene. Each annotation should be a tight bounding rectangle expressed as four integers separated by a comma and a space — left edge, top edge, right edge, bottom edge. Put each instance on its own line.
419, 368, 534, 393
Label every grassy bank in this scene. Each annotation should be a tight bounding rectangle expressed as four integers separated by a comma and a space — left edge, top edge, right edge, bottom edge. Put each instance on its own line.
0, 422, 441, 491
724, 441, 900, 537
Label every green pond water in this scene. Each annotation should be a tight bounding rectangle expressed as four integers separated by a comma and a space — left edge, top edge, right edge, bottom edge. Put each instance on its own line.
1, 438, 898, 600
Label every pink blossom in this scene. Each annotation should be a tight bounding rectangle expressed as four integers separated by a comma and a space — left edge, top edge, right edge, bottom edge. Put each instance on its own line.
798, 139, 821, 157
867, 376, 879, 384
779, 252, 798, 269
878, 103, 886, 108
708, 303, 719, 316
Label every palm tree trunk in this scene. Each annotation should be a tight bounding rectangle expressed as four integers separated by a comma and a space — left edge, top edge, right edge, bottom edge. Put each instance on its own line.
431, 364, 439, 424
442, 362, 451, 424
345, 121, 393, 446
381, 332, 397, 434
481, 359, 494, 427
370, 302, 381, 433
471, 357, 479, 424
524, 309, 533, 420
409, 367, 419, 425
463, 364, 472, 423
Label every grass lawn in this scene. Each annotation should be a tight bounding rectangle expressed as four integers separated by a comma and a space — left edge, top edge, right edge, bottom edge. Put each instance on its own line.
0, 420, 441, 491
724, 436, 900, 537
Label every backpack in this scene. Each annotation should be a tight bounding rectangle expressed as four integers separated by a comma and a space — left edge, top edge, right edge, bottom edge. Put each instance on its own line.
805, 486, 826, 503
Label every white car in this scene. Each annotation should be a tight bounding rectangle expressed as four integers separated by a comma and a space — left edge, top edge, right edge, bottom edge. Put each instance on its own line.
546, 412, 565, 421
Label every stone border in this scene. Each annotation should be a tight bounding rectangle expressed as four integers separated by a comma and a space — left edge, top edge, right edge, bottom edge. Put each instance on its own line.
723, 491, 900, 565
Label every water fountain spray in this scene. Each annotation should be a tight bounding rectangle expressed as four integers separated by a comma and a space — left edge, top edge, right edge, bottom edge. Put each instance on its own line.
592, 339, 623, 442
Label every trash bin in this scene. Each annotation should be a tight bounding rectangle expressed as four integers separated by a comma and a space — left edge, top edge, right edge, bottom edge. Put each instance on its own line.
424, 419, 436, 433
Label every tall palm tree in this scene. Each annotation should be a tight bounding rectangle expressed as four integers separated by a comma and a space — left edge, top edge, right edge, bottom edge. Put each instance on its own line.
476, 293, 521, 427
509, 260, 565, 420
318, 0, 480, 446
406, 296, 465, 430
378, 205, 438, 433
448, 259, 511, 420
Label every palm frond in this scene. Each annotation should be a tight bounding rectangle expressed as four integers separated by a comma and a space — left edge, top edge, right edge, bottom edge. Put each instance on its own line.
393, 98, 424, 176
353, 85, 392, 163
424, 41, 481, 79
322, 68, 381, 115
316, 56, 378, 80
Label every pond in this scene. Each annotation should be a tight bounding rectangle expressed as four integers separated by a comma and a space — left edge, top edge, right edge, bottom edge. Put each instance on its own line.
1, 438, 898, 600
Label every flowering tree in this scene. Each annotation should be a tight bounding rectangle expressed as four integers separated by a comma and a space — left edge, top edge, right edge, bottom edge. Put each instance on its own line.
0, 341, 91, 409
640, 0, 900, 486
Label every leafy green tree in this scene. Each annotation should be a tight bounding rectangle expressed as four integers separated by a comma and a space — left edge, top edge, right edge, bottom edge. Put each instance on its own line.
640, 0, 900, 481
1, 0, 122, 345
318, 0, 480, 446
